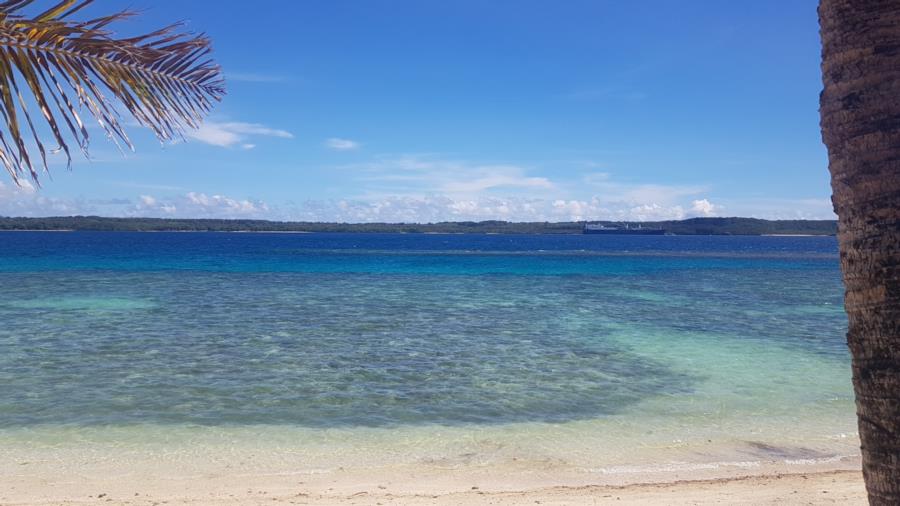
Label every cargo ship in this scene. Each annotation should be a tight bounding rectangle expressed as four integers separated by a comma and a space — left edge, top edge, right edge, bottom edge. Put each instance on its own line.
582, 223, 666, 235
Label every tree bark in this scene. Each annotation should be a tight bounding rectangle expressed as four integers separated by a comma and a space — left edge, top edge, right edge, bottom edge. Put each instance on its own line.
819, 1, 900, 504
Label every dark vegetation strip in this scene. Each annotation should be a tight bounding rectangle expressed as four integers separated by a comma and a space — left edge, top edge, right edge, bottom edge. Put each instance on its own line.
0, 216, 838, 235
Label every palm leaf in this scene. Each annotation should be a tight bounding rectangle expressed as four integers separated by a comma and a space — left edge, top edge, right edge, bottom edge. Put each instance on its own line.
0, 0, 224, 185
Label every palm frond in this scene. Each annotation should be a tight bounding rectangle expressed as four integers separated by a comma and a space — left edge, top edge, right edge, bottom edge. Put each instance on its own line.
0, 0, 224, 185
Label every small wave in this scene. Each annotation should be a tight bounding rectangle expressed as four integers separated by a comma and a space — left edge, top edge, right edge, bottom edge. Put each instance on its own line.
784, 454, 858, 466
585, 460, 761, 474
585, 453, 859, 475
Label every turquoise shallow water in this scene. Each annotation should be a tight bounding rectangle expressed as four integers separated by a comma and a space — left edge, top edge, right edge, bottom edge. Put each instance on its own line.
0, 232, 855, 463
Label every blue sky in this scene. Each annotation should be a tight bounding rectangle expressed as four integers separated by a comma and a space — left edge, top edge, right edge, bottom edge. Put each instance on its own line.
0, 0, 833, 222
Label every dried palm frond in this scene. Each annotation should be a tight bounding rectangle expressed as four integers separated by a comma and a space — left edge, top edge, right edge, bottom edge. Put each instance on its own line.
0, 0, 224, 185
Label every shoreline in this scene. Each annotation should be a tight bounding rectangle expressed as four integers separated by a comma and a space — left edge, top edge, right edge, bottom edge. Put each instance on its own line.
0, 423, 865, 505
1, 454, 865, 505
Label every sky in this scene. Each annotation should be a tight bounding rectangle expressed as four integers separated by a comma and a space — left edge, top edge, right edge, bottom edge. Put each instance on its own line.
0, 0, 834, 222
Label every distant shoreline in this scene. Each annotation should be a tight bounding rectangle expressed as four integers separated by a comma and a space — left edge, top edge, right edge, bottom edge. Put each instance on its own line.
0, 229, 74, 232
0, 216, 838, 236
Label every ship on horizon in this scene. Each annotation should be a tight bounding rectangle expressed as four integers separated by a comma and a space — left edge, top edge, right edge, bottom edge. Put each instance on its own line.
582, 223, 666, 235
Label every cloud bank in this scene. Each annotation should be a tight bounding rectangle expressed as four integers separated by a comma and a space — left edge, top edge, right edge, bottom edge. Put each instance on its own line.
0, 184, 835, 223
0, 154, 835, 222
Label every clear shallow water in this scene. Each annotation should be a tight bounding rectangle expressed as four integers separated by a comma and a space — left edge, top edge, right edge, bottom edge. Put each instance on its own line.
0, 232, 855, 464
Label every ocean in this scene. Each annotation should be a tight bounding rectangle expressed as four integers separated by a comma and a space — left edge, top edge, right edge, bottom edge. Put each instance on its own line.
0, 232, 857, 475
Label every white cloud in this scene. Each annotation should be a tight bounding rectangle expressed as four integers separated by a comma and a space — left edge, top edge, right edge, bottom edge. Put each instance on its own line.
345, 156, 558, 199
628, 203, 687, 221
325, 138, 361, 151
0, 183, 835, 223
0, 181, 94, 216
572, 173, 724, 220
186, 121, 293, 149
549, 198, 689, 222
285, 196, 695, 223
443, 173, 553, 193
710, 198, 835, 220
185, 192, 267, 215
690, 198, 718, 217
581, 173, 709, 207
0, 148, 833, 223
326, 155, 741, 221
133, 192, 270, 218
582, 172, 612, 185
619, 184, 708, 206
14, 179, 36, 194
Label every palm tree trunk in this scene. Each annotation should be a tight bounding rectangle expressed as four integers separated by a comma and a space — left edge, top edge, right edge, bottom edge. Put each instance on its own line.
819, 1, 900, 504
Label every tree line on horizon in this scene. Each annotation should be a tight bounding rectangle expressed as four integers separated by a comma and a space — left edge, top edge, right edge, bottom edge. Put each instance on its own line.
0, 216, 838, 235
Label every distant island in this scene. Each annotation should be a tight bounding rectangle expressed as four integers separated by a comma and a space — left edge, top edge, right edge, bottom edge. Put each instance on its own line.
0, 216, 837, 235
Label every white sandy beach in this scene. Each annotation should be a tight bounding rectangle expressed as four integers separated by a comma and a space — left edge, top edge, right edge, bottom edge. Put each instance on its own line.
1, 461, 865, 505
0, 438, 865, 506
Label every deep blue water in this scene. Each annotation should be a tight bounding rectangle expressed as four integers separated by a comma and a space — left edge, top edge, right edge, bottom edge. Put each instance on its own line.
0, 232, 838, 273
0, 232, 850, 429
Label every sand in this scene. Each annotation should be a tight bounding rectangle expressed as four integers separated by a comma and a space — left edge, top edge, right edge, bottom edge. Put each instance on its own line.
0, 454, 866, 505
